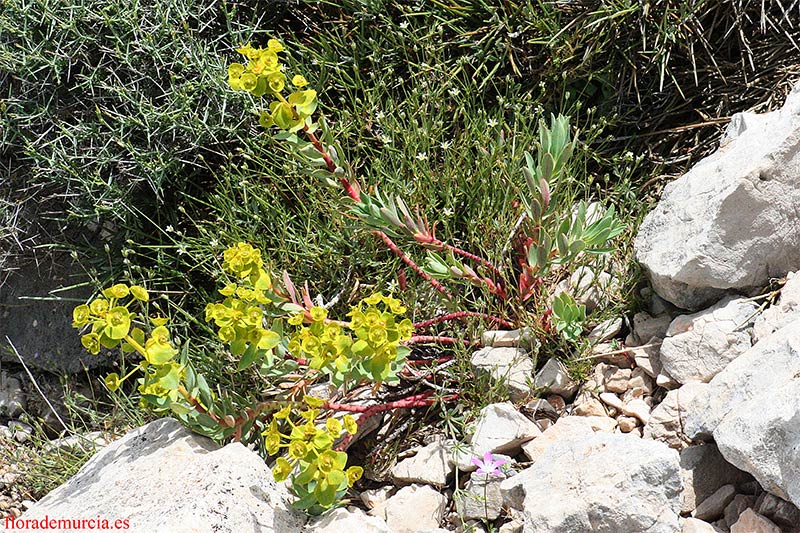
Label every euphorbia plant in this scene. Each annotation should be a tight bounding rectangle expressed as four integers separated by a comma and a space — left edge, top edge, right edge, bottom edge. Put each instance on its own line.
72, 242, 448, 513
226, 38, 624, 337
72, 36, 625, 516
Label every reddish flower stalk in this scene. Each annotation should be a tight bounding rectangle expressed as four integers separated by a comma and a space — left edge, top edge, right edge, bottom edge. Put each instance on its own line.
405, 356, 453, 366
302, 128, 453, 300
329, 391, 458, 450
439, 241, 504, 280
413, 311, 514, 330
177, 385, 222, 424
405, 335, 472, 346
303, 128, 337, 174
377, 231, 453, 300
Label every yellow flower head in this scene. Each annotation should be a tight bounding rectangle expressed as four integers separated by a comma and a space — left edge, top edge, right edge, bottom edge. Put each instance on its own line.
130, 285, 149, 301
102, 283, 130, 299
272, 457, 292, 482
343, 415, 358, 435
72, 305, 91, 328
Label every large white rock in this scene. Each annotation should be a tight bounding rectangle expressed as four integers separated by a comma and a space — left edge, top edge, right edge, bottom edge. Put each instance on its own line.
659, 297, 758, 384
456, 472, 507, 521
714, 379, 800, 507
391, 440, 454, 487
308, 507, 391, 533
681, 319, 800, 440
20, 418, 307, 532
501, 432, 682, 532
521, 415, 614, 463
378, 484, 448, 533
643, 383, 706, 449
532, 358, 578, 398
634, 83, 800, 310
730, 508, 782, 533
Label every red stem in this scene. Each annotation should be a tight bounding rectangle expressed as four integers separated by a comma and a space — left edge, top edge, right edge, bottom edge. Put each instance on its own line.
413, 311, 514, 330
406, 356, 453, 366
301, 128, 451, 300
304, 128, 337, 173
377, 232, 453, 300
328, 391, 458, 450
405, 335, 472, 346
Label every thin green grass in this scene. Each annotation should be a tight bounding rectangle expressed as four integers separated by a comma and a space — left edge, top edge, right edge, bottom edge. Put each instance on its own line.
3, 0, 800, 504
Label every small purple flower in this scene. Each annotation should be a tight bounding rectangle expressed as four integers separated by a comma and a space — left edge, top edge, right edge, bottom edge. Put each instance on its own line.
471, 451, 507, 476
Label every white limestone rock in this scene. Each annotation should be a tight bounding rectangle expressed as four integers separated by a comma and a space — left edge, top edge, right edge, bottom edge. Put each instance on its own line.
308, 507, 391, 533
379, 484, 448, 533
532, 358, 579, 398
391, 440, 454, 487
502, 432, 682, 532
456, 472, 507, 521
659, 297, 758, 384
643, 383, 706, 450
481, 328, 537, 350
730, 508, 781, 533
520, 416, 614, 463
587, 317, 623, 343
635, 82, 800, 310
467, 403, 541, 456
470, 346, 533, 401
20, 418, 307, 533
680, 318, 800, 441
714, 378, 800, 507
681, 517, 724, 533
630, 336, 662, 378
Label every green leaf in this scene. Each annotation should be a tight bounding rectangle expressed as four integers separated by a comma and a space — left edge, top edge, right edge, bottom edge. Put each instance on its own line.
259, 330, 282, 351
238, 344, 260, 371
569, 241, 586, 256
539, 153, 555, 183
169, 402, 194, 415
195, 413, 218, 428
197, 374, 213, 409
552, 294, 565, 317
184, 364, 196, 392
556, 232, 569, 259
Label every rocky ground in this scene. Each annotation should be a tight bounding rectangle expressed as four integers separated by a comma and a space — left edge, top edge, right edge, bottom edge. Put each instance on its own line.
5, 82, 800, 533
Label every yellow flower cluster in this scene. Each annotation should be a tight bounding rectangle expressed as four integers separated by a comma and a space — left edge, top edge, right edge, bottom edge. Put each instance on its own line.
287, 293, 414, 384
263, 397, 362, 508
72, 283, 148, 355
205, 243, 281, 356
347, 293, 414, 382
227, 39, 318, 132
288, 307, 352, 373
72, 284, 181, 399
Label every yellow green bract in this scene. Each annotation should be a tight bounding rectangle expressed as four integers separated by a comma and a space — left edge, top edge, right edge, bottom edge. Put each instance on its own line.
71, 283, 183, 403
263, 397, 362, 509
288, 292, 413, 385
72, 243, 412, 515
227, 39, 318, 133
